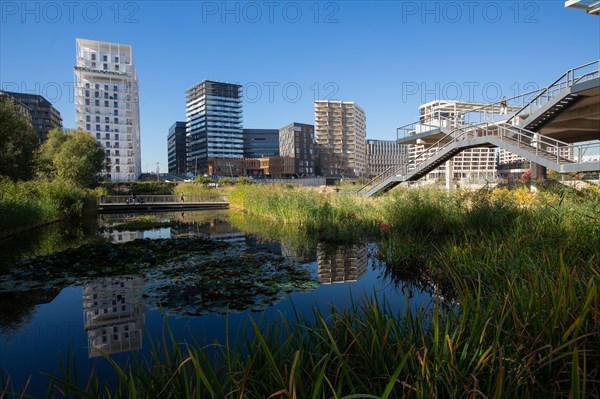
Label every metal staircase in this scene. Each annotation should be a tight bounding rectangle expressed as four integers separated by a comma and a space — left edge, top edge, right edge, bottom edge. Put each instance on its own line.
357, 61, 600, 198
357, 120, 599, 198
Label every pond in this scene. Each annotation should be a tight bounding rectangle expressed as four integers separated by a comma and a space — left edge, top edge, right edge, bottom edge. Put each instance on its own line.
0, 210, 434, 395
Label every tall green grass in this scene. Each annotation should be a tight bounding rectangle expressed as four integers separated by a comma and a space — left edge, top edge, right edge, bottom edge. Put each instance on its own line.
0, 178, 96, 237
3, 183, 598, 397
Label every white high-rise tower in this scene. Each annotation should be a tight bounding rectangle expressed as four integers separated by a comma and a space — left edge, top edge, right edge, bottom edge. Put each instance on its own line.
74, 38, 141, 181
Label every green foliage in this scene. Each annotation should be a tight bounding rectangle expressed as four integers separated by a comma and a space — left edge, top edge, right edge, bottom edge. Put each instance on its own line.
0, 95, 38, 181
35, 129, 105, 188
217, 177, 234, 186
193, 176, 214, 185
100, 182, 176, 195
0, 178, 96, 237
234, 176, 252, 185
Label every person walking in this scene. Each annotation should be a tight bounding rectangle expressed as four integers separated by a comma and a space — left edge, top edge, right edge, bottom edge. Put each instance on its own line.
180, 192, 185, 202
500, 96, 508, 115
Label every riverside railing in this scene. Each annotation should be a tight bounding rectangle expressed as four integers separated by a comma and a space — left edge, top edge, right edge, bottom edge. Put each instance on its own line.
98, 194, 229, 204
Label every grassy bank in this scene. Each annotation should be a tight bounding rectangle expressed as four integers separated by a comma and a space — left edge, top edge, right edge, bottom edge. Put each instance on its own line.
3, 183, 599, 397
0, 178, 97, 237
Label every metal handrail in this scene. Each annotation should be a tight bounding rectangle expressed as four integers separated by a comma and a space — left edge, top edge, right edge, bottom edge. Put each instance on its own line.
358, 117, 596, 196
98, 194, 229, 204
506, 60, 600, 124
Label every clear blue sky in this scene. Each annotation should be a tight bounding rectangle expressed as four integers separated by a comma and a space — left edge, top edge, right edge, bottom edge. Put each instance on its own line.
1, 1, 598, 172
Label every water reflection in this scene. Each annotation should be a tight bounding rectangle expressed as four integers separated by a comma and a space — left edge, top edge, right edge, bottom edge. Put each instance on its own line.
83, 278, 145, 358
317, 243, 368, 284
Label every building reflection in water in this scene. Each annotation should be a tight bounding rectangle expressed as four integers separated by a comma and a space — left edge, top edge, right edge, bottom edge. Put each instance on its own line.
102, 230, 144, 243
82, 278, 145, 358
317, 244, 368, 284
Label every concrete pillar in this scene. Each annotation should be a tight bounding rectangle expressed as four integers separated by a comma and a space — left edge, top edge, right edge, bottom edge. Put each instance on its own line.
445, 159, 454, 191
530, 163, 546, 192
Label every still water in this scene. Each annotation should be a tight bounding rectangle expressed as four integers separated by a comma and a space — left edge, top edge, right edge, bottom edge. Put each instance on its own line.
0, 210, 433, 394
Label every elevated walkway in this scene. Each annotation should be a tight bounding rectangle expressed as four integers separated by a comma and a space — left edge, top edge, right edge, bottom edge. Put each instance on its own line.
97, 194, 229, 213
359, 122, 599, 197
358, 61, 600, 198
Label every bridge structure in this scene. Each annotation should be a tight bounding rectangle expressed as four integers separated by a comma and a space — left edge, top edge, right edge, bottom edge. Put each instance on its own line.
97, 194, 229, 212
358, 60, 600, 198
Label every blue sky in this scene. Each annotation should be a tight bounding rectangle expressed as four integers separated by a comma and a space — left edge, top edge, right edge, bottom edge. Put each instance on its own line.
1, 1, 598, 171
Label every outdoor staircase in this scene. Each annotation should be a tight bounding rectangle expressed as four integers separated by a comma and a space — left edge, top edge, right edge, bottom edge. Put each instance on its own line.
357, 61, 600, 198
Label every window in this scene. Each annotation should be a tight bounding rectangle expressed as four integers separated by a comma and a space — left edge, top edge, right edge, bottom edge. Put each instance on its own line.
105, 117, 109, 123
86, 124, 91, 131
104, 84, 108, 91
104, 92, 108, 99
85, 90, 90, 97
85, 99, 90, 105
105, 150, 110, 156
86, 115, 90, 122
115, 134, 119, 140
115, 150, 120, 156
95, 84, 99, 89
115, 56, 119, 63
115, 166, 120, 173
96, 133, 100, 139
114, 101, 118, 108
103, 63, 107, 70
114, 117, 118, 124
96, 125, 100, 131
95, 116, 100, 122
95, 100, 99, 106
113, 85, 118, 91
104, 100, 109, 107
105, 125, 109, 132
105, 141, 109, 147
113, 93, 118, 100
91, 53, 96, 61
103, 55, 107, 61
115, 64, 119, 71
115, 159, 120, 165
113, 110, 118, 116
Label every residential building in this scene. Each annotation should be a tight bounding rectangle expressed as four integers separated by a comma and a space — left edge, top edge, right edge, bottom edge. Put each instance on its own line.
279, 122, 316, 176
243, 128, 279, 158
74, 38, 141, 182
167, 121, 187, 176
207, 156, 295, 178
366, 139, 408, 177
1, 90, 62, 144
186, 81, 243, 175
314, 101, 367, 177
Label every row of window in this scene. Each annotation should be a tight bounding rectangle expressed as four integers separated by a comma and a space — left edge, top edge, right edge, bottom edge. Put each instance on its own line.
84, 90, 118, 100
85, 99, 120, 108
87, 124, 120, 133
85, 83, 120, 92
87, 116, 119, 123
90, 54, 120, 63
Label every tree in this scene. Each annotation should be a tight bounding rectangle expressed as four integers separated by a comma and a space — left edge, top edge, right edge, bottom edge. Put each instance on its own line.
36, 129, 106, 188
0, 94, 38, 180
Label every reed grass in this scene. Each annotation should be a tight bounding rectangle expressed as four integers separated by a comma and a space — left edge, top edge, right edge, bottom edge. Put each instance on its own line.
3, 183, 598, 397
0, 178, 96, 237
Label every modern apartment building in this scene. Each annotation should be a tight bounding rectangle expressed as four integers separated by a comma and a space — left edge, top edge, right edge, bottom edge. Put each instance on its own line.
366, 139, 408, 177
74, 38, 141, 182
0, 91, 63, 145
243, 128, 279, 158
167, 121, 187, 176
186, 81, 243, 175
314, 101, 367, 177
279, 122, 316, 176
413, 100, 498, 182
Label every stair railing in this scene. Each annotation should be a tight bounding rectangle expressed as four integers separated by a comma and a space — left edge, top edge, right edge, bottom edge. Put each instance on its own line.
505, 60, 600, 124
